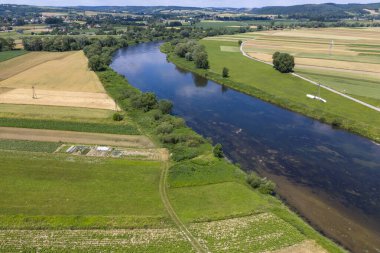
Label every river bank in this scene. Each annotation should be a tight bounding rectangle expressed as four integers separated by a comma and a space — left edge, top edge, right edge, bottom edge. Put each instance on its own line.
161, 41, 380, 143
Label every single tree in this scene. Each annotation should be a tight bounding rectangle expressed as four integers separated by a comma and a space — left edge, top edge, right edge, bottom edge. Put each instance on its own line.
238, 40, 243, 46
272, 52, 295, 73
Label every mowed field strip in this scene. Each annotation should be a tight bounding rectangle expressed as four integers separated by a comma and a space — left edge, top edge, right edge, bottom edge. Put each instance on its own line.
0, 51, 117, 110
0, 127, 154, 148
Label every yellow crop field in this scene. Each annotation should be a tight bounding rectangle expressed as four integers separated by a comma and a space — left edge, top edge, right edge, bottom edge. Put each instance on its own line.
0, 51, 74, 81
0, 51, 116, 110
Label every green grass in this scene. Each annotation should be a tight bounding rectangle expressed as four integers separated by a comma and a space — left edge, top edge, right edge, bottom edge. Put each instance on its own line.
296, 68, 380, 101
163, 41, 380, 142
169, 182, 273, 223
0, 117, 139, 135
0, 50, 28, 62
168, 155, 245, 188
0, 139, 61, 153
0, 104, 114, 122
0, 151, 166, 229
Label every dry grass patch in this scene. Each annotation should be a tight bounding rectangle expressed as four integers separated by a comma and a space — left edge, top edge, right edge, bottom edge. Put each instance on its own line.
0, 51, 105, 93
0, 88, 116, 110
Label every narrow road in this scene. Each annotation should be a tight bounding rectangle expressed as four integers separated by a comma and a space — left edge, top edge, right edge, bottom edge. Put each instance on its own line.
240, 41, 380, 113
159, 162, 209, 253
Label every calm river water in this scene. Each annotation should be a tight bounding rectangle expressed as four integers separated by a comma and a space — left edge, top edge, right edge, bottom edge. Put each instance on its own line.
111, 42, 380, 253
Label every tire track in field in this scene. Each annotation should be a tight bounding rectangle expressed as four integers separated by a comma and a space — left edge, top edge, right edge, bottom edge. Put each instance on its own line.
159, 161, 209, 253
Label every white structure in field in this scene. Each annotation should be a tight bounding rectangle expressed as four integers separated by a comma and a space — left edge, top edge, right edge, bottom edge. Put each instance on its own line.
96, 146, 112, 151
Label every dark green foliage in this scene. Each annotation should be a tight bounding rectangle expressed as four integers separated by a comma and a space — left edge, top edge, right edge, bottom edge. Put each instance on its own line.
132, 92, 158, 112
0, 38, 15, 51
238, 40, 243, 46
272, 52, 295, 73
193, 49, 209, 69
175, 40, 209, 69
88, 55, 107, 71
112, 113, 124, 121
158, 99, 173, 114
246, 172, 276, 195
156, 122, 174, 134
222, 67, 229, 78
213, 143, 224, 158
22, 36, 91, 52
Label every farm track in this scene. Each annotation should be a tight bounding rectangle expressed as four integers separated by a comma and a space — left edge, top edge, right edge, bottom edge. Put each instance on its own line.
159, 162, 209, 253
240, 42, 380, 113
0, 127, 155, 148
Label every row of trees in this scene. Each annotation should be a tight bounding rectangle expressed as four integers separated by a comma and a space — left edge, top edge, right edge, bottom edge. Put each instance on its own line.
174, 40, 209, 69
0, 38, 15, 51
22, 36, 92, 51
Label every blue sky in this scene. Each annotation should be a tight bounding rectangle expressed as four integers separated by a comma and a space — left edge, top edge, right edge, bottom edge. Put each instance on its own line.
0, 0, 379, 8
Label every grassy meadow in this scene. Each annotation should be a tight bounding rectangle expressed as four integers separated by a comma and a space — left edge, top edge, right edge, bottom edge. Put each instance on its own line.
0, 151, 167, 229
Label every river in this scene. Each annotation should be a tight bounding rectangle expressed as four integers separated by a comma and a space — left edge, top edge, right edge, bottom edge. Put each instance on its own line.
110, 42, 380, 253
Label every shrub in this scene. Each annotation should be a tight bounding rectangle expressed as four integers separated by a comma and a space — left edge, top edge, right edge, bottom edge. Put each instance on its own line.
131, 92, 158, 112
158, 99, 173, 114
185, 52, 192, 61
112, 113, 124, 121
259, 180, 276, 195
222, 67, 229, 78
157, 122, 174, 134
246, 172, 276, 195
246, 172, 262, 188
238, 40, 243, 46
332, 119, 342, 128
213, 143, 224, 158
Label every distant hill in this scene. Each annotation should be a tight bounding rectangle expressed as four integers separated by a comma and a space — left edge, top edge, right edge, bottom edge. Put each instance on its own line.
250, 3, 380, 19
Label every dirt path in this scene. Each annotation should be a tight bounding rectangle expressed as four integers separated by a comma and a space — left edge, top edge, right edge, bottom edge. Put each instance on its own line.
240, 41, 380, 112
159, 162, 209, 253
0, 127, 154, 148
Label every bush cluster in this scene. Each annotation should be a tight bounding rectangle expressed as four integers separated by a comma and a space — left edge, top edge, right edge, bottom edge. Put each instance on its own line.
174, 40, 209, 69
246, 172, 276, 195
0, 38, 15, 51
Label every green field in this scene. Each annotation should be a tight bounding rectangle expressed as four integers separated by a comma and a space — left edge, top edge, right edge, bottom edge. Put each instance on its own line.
0, 151, 166, 229
0, 117, 139, 135
0, 50, 28, 62
296, 68, 380, 107
0, 139, 61, 153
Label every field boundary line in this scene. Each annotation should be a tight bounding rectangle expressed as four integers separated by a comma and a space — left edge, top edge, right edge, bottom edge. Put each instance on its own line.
159, 162, 209, 253
240, 41, 380, 113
